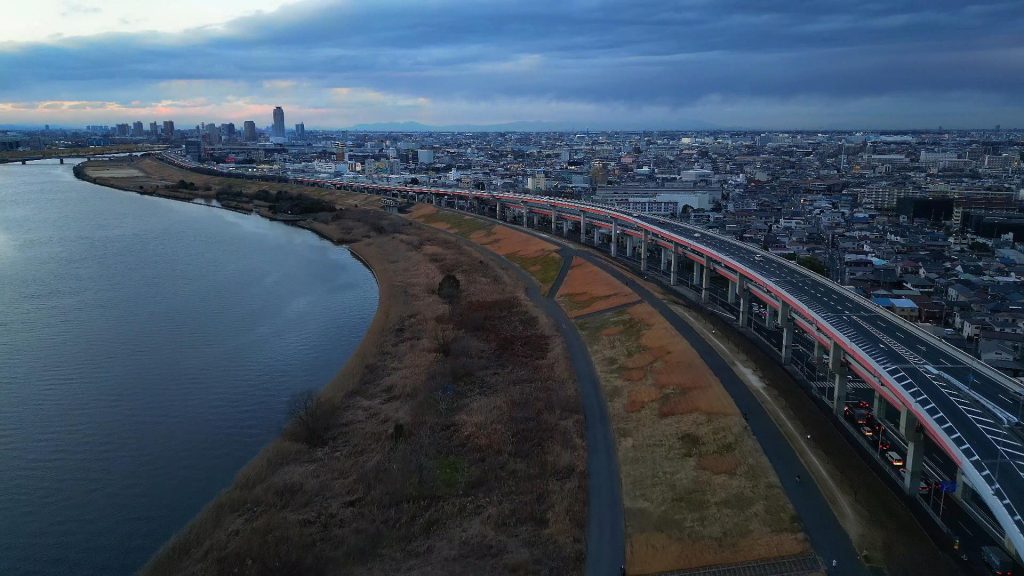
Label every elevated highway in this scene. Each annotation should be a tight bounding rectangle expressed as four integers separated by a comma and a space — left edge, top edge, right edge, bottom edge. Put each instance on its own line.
333, 181, 1024, 562
156, 152, 1024, 561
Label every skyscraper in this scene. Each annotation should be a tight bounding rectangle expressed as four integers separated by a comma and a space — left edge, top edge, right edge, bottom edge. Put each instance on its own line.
294, 122, 305, 140
222, 122, 236, 141
204, 123, 221, 145
131, 121, 144, 137
149, 122, 159, 138
162, 121, 175, 141
243, 120, 257, 142
272, 107, 285, 139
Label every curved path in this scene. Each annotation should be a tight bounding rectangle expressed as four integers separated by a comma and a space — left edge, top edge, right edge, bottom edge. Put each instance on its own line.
481, 216, 867, 574
420, 224, 626, 575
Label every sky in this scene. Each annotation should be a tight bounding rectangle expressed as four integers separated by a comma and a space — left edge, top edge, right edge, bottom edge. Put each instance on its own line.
1, 0, 1022, 129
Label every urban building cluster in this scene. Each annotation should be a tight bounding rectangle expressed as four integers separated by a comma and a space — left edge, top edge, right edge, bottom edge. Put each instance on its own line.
5, 112, 1024, 375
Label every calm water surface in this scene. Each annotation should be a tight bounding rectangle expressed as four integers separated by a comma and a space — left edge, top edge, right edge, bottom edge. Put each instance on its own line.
0, 160, 378, 575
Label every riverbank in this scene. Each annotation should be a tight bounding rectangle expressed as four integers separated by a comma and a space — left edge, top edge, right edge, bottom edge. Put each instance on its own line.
76, 157, 587, 573
0, 144, 167, 164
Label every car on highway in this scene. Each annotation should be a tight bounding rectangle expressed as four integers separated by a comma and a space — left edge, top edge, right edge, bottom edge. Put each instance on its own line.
843, 406, 872, 425
860, 425, 875, 438
886, 451, 905, 467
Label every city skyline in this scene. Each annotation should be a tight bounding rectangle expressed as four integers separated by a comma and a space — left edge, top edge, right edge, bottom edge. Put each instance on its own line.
1, 0, 1023, 129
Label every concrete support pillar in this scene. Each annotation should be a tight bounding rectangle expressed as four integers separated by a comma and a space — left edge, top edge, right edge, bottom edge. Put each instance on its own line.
496, 200, 502, 221
563, 220, 570, 235
830, 341, 847, 415
727, 280, 738, 304
813, 339, 824, 368
900, 410, 924, 495
640, 229, 649, 272
701, 255, 711, 304
593, 227, 600, 247
670, 245, 678, 286
551, 208, 557, 233
738, 277, 749, 327
692, 259, 701, 286
626, 235, 635, 258
954, 468, 971, 501
765, 305, 777, 330
780, 302, 794, 364
580, 212, 587, 243
521, 206, 528, 227
660, 246, 669, 272
873, 389, 888, 421
611, 220, 618, 256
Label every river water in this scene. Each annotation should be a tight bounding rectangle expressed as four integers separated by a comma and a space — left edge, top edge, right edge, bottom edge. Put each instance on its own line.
0, 160, 379, 575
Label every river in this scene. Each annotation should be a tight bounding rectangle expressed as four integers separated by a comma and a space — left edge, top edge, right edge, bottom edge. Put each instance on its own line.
0, 160, 378, 575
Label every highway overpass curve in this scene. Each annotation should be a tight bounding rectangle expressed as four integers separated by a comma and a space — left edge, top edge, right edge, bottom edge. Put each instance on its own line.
155, 153, 1024, 559
358, 184, 1024, 558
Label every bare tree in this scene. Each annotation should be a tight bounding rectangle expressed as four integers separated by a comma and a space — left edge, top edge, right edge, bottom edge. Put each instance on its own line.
284, 390, 334, 447
437, 273, 462, 314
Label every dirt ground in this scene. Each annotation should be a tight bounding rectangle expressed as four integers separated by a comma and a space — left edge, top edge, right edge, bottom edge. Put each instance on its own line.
411, 205, 564, 293
80, 162, 171, 189
80, 158, 586, 575
657, 293, 962, 576
561, 260, 809, 574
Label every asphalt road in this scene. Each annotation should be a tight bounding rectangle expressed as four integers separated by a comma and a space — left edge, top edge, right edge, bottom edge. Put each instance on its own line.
627, 213, 1024, 540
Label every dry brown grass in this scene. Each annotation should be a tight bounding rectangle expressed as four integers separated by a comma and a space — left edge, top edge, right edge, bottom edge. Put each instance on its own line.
556, 257, 640, 317
411, 205, 564, 293
657, 296, 963, 576
566, 257, 809, 575
87, 164, 588, 575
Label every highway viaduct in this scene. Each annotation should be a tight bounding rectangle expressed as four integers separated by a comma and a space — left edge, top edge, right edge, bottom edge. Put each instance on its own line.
155, 151, 1024, 564
325, 181, 1024, 565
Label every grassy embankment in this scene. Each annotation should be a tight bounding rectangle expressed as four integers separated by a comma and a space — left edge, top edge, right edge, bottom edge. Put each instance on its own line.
557, 258, 810, 575
408, 207, 813, 575
79, 157, 586, 575
410, 205, 565, 293
656, 293, 963, 576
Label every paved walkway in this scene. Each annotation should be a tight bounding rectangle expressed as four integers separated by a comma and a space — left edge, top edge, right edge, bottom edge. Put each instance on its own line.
430, 208, 869, 575
572, 249, 868, 576
432, 236, 626, 575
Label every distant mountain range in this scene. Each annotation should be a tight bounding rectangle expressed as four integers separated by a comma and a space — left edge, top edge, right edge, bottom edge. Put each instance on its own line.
343, 120, 587, 132
342, 119, 723, 132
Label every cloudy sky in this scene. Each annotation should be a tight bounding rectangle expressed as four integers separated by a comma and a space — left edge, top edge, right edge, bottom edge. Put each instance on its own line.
1, 0, 1022, 129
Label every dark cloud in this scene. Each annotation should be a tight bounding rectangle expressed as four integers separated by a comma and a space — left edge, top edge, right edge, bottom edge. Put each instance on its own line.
2, 0, 1022, 127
